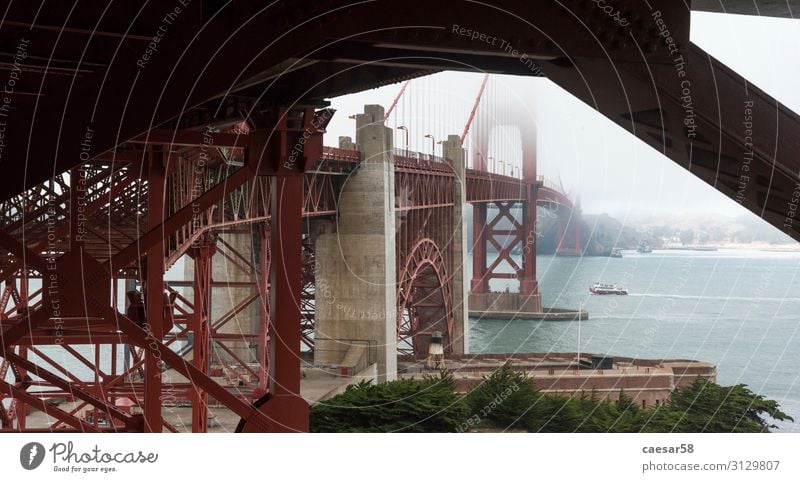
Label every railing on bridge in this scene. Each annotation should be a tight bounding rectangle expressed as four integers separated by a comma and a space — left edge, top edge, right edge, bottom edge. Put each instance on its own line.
466, 168, 527, 203
392, 148, 454, 175
316, 146, 360, 173
537, 175, 563, 193
317, 145, 555, 204
321, 146, 360, 162
392, 148, 446, 164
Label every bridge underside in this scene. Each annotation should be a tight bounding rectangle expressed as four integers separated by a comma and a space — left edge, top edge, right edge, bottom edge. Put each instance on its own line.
2, 1, 797, 240
693, 0, 800, 17
1, 1, 798, 432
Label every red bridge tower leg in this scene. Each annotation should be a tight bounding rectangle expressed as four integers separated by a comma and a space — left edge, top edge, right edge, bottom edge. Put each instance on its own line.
471, 204, 489, 293
520, 183, 539, 296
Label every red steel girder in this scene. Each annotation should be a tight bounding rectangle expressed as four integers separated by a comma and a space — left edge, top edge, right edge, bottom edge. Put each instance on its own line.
238, 175, 308, 432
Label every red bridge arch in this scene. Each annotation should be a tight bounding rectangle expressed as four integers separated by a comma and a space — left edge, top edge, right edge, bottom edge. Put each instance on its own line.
396, 238, 454, 358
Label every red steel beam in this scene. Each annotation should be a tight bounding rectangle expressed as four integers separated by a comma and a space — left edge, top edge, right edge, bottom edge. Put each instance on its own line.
4, 353, 136, 430
109, 165, 255, 269
190, 239, 214, 433
0, 379, 99, 433
130, 130, 249, 149
143, 150, 165, 433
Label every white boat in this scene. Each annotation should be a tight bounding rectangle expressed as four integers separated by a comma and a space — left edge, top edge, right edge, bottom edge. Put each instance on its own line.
589, 282, 628, 295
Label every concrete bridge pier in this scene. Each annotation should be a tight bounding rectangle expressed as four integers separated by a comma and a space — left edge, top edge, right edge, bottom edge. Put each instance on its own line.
442, 135, 469, 355
314, 105, 398, 382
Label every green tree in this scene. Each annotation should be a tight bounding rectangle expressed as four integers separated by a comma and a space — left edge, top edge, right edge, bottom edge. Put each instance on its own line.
311, 366, 793, 433
310, 371, 469, 432
572, 391, 647, 433
643, 378, 793, 433
464, 362, 541, 430
529, 393, 583, 432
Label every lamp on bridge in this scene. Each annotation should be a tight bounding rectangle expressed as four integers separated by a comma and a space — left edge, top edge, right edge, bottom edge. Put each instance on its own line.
423, 134, 436, 159
488, 156, 495, 173
397, 125, 409, 158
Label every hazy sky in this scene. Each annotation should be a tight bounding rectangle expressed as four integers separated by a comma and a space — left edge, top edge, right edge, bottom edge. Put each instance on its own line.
323, 12, 800, 221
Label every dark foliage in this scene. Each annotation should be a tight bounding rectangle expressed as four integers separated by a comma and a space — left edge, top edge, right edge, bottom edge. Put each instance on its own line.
311, 365, 792, 433
310, 371, 469, 432
641, 378, 793, 433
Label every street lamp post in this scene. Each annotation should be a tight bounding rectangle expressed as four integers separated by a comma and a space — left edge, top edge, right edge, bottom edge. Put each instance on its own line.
397, 126, 409, 158
423, 134, 436, 160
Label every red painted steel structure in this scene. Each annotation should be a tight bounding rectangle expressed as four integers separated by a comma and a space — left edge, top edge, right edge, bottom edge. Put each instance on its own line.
394, 151, 457, 356
468, 76, 578, 297
0, 107, 343, 432
1, 0, 795, 433
0, 127, 561, 431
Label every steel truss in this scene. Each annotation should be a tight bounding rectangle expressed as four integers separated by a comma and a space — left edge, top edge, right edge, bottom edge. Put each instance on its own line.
0, 132, 562, 431
394, 158, 457, 358
1, 107, 337, 432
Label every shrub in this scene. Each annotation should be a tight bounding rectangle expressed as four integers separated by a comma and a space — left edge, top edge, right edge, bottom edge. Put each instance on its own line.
642, 378, 793, 433
311, 366, 793, 433
464, 362, 541, 430
310, 372, 469, 432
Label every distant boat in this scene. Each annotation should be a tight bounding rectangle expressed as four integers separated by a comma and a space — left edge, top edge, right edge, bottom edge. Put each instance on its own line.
610, 248, 622, 258
637, 241, 652, 253
589, 282, 628, 295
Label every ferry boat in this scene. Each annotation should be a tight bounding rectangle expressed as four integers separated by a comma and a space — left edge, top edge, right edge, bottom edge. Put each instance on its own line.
589, 282, 628, 295
610, 248, 622, 258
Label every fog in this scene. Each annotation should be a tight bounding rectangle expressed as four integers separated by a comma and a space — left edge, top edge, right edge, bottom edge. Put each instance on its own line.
323, 12, 800, 233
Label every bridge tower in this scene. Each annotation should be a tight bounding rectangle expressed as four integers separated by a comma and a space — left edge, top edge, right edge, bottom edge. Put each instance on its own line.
469, 86, 542, 314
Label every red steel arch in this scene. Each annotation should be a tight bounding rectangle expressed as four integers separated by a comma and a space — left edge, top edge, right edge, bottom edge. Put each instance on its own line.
396, 238, 454, 358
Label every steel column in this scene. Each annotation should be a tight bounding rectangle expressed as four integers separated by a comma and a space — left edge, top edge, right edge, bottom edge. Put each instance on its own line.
520, 184, 538, 295
471, 204, 489, 293
144, 149, 165, 433
190, 236, 214, 433
265, 175, 308, 431
256, 226, 271, 397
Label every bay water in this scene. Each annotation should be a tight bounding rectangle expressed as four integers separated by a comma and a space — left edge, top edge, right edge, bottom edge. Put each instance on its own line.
469, 249, 800, 432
